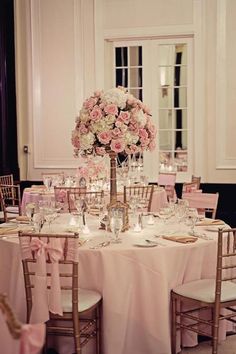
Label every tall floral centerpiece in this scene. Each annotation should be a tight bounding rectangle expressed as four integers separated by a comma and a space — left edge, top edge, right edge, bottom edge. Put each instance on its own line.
72, 86, 156, 204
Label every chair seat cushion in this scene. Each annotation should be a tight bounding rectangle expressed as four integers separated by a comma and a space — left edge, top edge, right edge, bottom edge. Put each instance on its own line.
173, 278, 236, 303
61, 288, 102, 313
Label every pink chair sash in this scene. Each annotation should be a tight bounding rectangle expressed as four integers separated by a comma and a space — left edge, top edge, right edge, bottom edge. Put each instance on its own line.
158, 173, 176, 186
29, 238, 63, 324
182, 192, 218, 209
19, 323, 45, 354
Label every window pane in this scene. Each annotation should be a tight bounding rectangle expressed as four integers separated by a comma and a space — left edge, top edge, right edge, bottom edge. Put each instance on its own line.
130, 46, 142, 66
159, 88, 172, 108
116, 68, 128, 87
130, 68, 142, 87
115, 47, 127, 67
159, 131, 172, 150
174, 66, 187, 86
159, 66, 174, 86
130, 88, 143, 100
174, 87, 187, 108
174, 109, 187, 129
159, 109, 172, 129
159, 151, 173, 164
174, 131, 187, 150
175, 44, 187, 65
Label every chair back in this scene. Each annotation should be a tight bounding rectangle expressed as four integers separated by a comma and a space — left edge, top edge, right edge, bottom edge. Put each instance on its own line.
158, 172, 176, 186
191, 175, 201, 189
182, 182, 201, 193
0, 184, 21, 221
124, 185, 154, 212
18, 232, 79, 324
182, 192, 219, 218
214, 228, 236, 312
0, 174, 14, 186
68, 190, 104, 214
54, 186, 86, 212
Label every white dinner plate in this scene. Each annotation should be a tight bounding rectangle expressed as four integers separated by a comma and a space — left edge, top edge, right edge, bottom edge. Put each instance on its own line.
133, 243, 157, 248
0, 223, 16, 228
204, 225, 227, 232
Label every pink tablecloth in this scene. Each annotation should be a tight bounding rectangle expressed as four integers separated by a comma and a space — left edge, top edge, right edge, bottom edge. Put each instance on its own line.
0, 214, 223, 354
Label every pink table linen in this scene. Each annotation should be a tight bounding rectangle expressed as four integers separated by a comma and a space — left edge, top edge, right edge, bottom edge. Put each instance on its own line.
0, 215, 225, 354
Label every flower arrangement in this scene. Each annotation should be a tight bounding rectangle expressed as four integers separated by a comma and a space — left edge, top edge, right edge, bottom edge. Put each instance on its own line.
71, 86, 156, 156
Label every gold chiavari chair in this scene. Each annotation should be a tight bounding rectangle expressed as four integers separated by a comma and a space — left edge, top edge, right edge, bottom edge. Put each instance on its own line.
18, 231, 102, 354
182, 192, 219, 219
191, 175, 201, 189
171, 227, 236, 354
124, 185, 154, 212
0, 174, 14, 186
0, 184, 21, 222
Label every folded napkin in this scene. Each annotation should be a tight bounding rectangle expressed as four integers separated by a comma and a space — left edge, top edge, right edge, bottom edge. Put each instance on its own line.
0, 227, 18, 235
162, 235, 198, 243
16, 216, 30, 223
196, 218, 225, 226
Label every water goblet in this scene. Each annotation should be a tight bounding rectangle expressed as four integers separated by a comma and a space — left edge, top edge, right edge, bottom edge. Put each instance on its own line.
25, 203, 36, 225
110, 214, 123, 244
188, 208, 199, 236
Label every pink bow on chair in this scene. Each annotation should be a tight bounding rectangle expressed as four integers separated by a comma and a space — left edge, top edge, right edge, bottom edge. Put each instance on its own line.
29, 238, 63, 324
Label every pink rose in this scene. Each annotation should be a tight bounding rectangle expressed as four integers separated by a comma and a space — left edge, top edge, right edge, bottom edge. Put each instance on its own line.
71, 135, 80, 149
118, 111, 130, 124
104, 104, 118, 116
79, 124, 88, 134
149, 140, 156, 151
94, 90, 102, 97
97, 131, 112, 144
96, 147, 106, 155
83, 97, 97, 110
129, 144, 139, 154
110, 138, 125, 153
139, 128, 148, 139
140, 136, 150, 146
112, 127, 123, 138
147, 123, 156, 137
90, 106, 103, 121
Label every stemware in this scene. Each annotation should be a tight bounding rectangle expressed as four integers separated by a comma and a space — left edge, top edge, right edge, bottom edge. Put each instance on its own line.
25, 203, 36, 225
188, 208, 199, 236
110, 210, 123, 244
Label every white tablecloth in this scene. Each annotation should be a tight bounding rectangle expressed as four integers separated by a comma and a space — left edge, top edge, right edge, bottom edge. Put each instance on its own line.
0, 215, 224, 354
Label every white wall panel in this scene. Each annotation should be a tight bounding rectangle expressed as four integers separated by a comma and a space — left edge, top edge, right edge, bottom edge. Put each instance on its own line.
215, 0, 236, 172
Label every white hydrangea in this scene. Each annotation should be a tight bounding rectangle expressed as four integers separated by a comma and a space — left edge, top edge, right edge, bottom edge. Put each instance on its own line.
90, 120, 110, 134
124, 131, 139, 145
134, 109, 147, 127
80, 132, 95, 150
101, 88, 128, 109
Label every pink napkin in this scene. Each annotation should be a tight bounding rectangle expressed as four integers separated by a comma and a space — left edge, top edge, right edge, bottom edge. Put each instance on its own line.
19, 323, 45, 354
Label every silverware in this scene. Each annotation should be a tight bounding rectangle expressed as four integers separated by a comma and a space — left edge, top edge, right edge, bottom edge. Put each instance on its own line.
145, 239, 159, 245
90, 241, 110, 249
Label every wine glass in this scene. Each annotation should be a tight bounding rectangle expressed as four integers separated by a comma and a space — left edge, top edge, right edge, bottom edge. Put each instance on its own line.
44, 207, 57, 231
25, 203, 36, 225
110, 210, 123, 244
188, 208, 199, 236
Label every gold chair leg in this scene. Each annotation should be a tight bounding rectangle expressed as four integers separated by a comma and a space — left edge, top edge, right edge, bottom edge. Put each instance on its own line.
171, 294, 177, 354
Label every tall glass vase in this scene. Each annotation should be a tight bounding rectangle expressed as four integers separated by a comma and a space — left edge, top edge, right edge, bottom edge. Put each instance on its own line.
109, 151, 117, 204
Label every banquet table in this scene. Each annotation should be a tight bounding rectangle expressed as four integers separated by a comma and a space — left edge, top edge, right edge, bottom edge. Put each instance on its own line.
21, 185, 168, 214
0, 214, 227, 354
